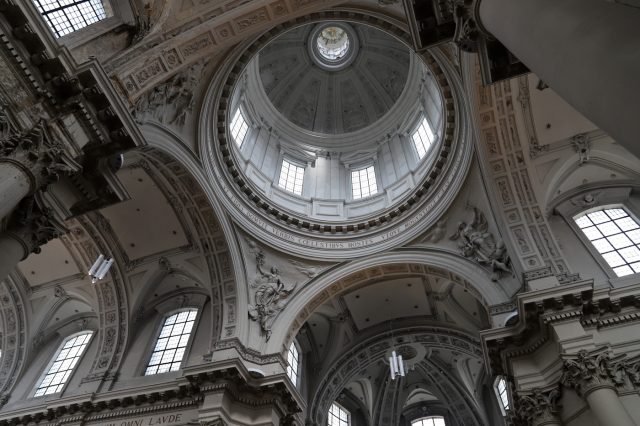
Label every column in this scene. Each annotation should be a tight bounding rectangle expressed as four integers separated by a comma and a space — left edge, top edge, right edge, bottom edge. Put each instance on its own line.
515, 386, 563, 426
0, 198, 64, 282
474, 0, 640, 159
0, 121, 77, 221
584, 387, 635, 426
562, 348, 635, 426
0, 234, 27, 284
0, 161, 32, 218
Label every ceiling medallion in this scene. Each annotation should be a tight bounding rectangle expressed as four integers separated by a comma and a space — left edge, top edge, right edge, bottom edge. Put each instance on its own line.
308, 23, 359, 71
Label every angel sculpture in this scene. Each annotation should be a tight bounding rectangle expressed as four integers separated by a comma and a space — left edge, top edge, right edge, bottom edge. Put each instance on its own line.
248, 250, 296, 340
450, 206, 511, 281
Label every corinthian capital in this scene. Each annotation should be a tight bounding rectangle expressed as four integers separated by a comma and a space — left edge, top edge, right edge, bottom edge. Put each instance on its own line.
561, 347, 623, 397
6, 197, 66, 259
0, 121, 80, 192
513, 386, 561, 426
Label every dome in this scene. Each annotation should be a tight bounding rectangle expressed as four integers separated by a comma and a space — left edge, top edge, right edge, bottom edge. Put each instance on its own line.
259, 23, 410, 134
227, 22, 445, 223
205, 13, 470, 259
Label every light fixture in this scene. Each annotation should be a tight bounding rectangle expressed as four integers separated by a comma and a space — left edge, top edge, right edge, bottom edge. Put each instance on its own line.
389, 350, 406, 380
88, 254, 114, 283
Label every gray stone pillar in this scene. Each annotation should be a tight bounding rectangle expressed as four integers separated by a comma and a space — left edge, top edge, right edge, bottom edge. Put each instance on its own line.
476, 0, 640, 159
562, 348, 635, 426
0, 161, 32, 218
585, 387, 635, 426
0, 198, 64, 282
0, 234, 27, 284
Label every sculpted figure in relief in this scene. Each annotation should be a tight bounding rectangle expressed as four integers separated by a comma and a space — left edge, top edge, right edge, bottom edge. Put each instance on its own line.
248, 250, 296, 340
450, 205, 511, 281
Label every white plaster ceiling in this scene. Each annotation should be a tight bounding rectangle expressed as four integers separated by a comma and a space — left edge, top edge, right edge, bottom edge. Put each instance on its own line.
304, 273, 489, 363
18, 239, 81, 287
343, 277, 431, 329
258, 22, 410, 134
100, 167, 188, 260
528, 74, 597, 145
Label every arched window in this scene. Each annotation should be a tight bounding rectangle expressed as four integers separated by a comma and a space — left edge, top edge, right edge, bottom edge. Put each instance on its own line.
328, 402, 350, 426
574, 206, 640, 277
279, 159, 305, 196
32, 0, 108, 38
412, 417, 446, 426
230, 109, 249, 147
34, 331, 93, 396
412, 116, 435, 159
351, 165, 378, 200
286, 341, 300, 386
145, 309, 198, 375
494, 376, 510, 415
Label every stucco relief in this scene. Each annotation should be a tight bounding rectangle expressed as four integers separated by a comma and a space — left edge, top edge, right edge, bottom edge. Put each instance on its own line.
133, 61, 208, 128
246, 242, 297, 341
450, 205, 512, 281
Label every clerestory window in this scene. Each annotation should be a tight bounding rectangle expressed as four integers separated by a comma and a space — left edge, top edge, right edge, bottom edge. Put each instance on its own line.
34, 331, 93, 396
33, 0, 108, 38
412, 417, 446, 426
494, 376, 510, 415
328, 402, 350, 426
145, 309, 198, 375
279, 159, 305, 196
574, 206, 640, 277
351, 165, 378, 200
230, 109, 249, 147
286, 341, 300, 386
412, 116, 435, 159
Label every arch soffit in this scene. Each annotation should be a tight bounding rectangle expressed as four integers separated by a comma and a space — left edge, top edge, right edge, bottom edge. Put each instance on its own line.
137, 125, 249, 343
269, 249, 508, 353
0, 275, 28, 397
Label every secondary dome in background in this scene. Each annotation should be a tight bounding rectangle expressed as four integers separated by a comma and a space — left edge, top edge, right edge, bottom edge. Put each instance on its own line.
259, 22, 410, 134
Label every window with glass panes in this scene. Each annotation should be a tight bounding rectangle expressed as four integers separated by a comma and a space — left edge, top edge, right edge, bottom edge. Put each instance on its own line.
328, 402, 350, 426
411, 417, 446, 426
286, 341, 300, 386
145, 309, 197, 375
412, 117, 435, 159
34, 332, 92, 396
574, 207, 640, 277
351, 165, 378, 200
33, 0, 107, 38
279, 159, 305, 196
496, 377, 510, 412
230, 109, 249, 146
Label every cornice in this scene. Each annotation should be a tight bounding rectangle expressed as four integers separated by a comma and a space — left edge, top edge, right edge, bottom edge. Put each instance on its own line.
0, 363, 302, 425
482, 279, 640, 377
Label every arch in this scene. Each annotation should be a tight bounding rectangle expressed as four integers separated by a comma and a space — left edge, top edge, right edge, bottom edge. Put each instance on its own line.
308, 325, 485, 425
136, 125, 248, 345
268, 248, 509, 353
0, 274, 28, 400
